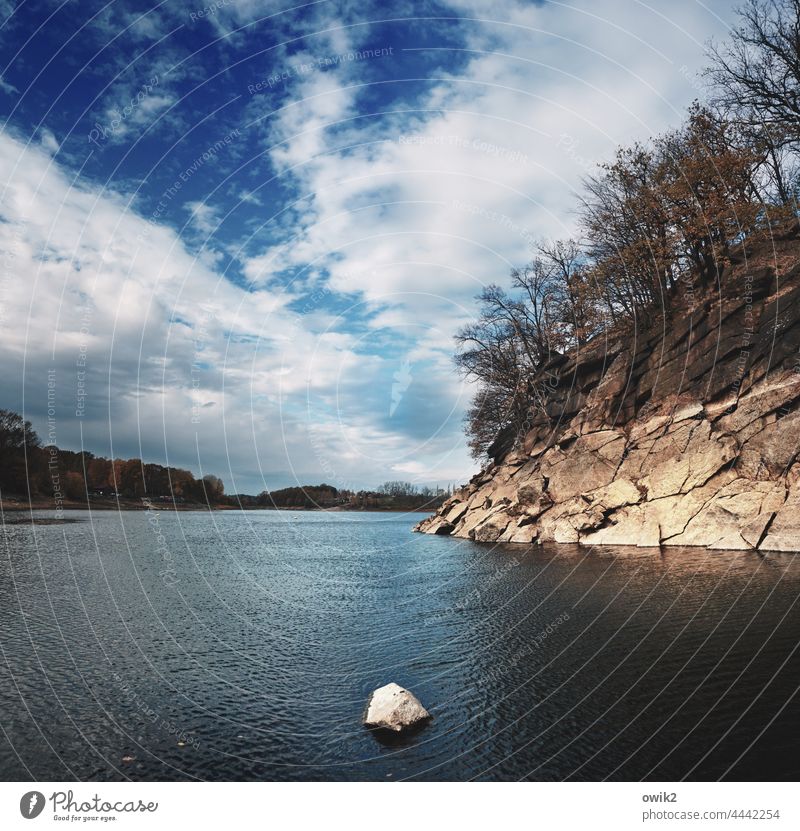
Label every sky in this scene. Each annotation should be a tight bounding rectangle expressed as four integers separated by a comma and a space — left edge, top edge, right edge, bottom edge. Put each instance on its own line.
0, 0, 738, 494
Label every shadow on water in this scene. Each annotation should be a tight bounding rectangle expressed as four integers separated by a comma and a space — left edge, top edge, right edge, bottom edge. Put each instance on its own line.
365, 720, 433, 748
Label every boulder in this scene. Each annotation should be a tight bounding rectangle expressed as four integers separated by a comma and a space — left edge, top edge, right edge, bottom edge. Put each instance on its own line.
417, 515, 454, 535
443, 501, 469, 525
581, 506, 660, 547
472, 513, 512, 542
508, 524, 538, 544
759, 486, 800, 551
458, 503, 506, 538
364, 683, 431, 733
515, 480, 553, 518
551, 518, 580, 543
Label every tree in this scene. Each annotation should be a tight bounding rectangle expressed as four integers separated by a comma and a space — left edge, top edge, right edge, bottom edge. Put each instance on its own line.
580, 141, 674, 317
706, 0, 800, 138
705, 0, 800, 205
0, 409, 40, 494
378, 481, 418, 497
455, 268, 569, 459
202, 474, 225, 501
0, 409, 40, 452
655, 104, 761, 285
113, 459, 145, 497
537, 239, 606, 346
458, 105, 764, 460
63, 472, 86, 500
86, 457, 112, 490
581, 106, 760, 312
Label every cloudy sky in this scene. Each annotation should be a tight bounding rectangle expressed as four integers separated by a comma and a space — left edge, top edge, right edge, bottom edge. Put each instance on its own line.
0, 0, 737, 493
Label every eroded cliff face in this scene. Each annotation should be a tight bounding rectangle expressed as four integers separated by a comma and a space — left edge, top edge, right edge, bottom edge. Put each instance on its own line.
417, 236, 800, 551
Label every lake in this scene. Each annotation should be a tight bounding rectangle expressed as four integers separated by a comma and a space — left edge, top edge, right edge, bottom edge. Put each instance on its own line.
1, 509, 798, 781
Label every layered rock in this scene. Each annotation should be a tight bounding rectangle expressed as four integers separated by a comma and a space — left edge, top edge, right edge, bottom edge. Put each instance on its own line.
417, 235, 800, 551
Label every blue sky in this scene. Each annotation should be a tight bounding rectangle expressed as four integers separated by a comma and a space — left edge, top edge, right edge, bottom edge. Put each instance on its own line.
0, 0, 736, 493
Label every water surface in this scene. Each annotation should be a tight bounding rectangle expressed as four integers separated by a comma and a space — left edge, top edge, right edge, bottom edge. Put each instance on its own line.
1, 509, 798, 781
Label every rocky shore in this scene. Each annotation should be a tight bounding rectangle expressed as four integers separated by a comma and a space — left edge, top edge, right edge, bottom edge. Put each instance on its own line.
417, 235, 800, 552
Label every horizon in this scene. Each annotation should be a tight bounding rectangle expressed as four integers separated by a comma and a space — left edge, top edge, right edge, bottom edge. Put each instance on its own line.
1, 0, 737, 493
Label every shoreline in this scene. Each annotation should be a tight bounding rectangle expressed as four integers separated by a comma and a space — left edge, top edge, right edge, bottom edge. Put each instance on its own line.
1, 498, 434, 514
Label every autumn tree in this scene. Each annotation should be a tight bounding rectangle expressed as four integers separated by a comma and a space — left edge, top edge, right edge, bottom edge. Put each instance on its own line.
0, 409, 41, 495
580, 141, 674, 318
63, 472, 86, 500
202, 474, 225, 502
655, 105, 761, 286
581, 105, 760, 315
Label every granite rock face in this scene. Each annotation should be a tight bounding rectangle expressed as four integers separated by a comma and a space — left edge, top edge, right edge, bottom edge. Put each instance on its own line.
416, 238, 800, 552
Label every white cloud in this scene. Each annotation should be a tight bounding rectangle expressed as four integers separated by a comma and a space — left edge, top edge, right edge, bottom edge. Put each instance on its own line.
185, 200, 222, 235
0, 73, 17, 95
38, 128, 60, 155
242, 0, 734, 339
0, 127, 473, 490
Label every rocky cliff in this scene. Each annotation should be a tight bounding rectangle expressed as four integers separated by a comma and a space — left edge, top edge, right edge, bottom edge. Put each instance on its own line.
417, 234, 800, 551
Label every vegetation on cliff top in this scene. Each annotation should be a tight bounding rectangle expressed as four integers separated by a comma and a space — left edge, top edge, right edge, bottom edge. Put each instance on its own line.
458, 0, 800, 459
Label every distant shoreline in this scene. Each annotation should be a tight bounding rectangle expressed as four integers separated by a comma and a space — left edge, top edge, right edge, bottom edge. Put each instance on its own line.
0, 498, 433, 514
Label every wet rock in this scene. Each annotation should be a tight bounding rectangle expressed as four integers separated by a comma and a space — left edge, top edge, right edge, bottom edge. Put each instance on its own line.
364, 683, 431, 733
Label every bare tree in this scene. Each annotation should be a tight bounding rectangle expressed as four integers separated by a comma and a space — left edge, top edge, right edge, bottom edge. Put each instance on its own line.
705, 0, 800, 204
537, 239, 605, 346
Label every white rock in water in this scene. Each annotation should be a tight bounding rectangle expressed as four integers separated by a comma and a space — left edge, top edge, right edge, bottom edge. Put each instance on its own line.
364, 683, 431, 732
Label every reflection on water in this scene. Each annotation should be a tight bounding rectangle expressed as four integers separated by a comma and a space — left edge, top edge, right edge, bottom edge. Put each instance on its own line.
1, 509, 798, 781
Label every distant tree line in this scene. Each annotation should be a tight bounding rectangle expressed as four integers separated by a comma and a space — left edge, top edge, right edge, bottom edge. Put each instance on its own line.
0, 410, 449, 512
458, 0, 800, 458
230, 481, 451, 511
0, 408, 225, 505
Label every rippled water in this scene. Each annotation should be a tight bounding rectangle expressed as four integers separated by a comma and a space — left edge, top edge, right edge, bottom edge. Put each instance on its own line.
1, 509, 798, 781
